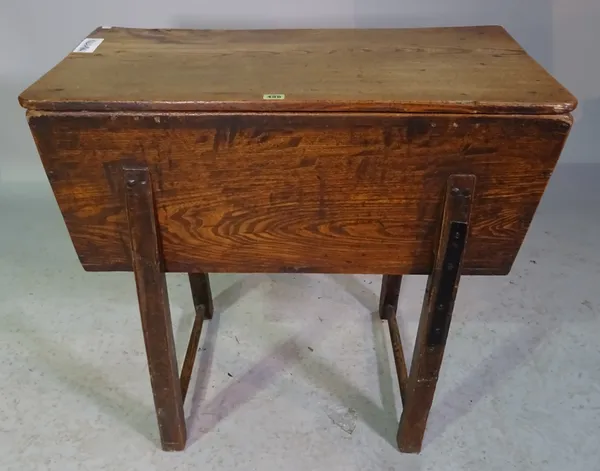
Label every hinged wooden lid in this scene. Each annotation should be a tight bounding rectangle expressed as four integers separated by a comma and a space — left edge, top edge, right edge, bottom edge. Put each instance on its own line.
19, 26, 576, 114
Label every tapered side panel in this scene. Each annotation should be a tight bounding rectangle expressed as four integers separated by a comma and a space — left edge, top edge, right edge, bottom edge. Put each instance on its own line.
27, 112, 571, 274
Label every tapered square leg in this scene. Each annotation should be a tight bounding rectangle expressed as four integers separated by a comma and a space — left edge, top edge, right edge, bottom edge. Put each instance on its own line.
122, 165, 186, 451
188, 273, 213, 319
379, 275, 403, 319
397, 174, 475, 453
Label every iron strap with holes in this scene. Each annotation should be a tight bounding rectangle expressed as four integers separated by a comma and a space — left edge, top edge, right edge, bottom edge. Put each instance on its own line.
427, 221, 468, 346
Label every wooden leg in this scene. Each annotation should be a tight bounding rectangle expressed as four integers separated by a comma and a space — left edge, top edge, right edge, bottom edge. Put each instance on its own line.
379, 274, 402, 319
179, 302, 206, 402
180, 274, 213, 401
379, 275, 408, 402
396, 174, 475, 453
189, 273, 213, 319
386, 310, 409, 403
123, 165, 186, 451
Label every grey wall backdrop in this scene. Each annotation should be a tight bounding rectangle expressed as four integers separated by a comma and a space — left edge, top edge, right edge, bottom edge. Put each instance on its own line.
1, 0, 598, 182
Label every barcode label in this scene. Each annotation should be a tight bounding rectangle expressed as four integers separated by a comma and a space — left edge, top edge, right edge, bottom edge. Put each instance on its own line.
263, 94, 285, 100
73, 38, 104, 53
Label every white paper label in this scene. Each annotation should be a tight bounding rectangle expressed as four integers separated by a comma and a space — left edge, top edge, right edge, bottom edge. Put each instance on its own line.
73, 38, 104, 53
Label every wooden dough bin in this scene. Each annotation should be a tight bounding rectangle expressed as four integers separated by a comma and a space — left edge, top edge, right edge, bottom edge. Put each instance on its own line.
19, 25, 576, 453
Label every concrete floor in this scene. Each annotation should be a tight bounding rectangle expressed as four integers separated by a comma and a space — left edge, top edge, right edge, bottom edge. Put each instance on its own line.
0, 165, 599, 471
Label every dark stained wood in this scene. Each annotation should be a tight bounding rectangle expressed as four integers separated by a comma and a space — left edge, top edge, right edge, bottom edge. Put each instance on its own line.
179, 306, 205, 402
380, 274, 408, 404
180, 273, 212, 401
386, 314, 408, 404
27, 111, 571, 275
189, 273, 213, 319
122, 164, 186, 451
19, 26, 576, 115
379, 275, 403, 319
396, 174, 475, 453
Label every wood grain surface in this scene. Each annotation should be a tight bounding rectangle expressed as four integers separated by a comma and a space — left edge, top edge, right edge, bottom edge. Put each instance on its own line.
19, 26, 576, 114
28, 111, 571, 275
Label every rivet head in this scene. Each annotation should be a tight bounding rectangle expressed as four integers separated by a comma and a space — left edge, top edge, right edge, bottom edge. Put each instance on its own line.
126, 178, 136, 187
451, 187, 460, 195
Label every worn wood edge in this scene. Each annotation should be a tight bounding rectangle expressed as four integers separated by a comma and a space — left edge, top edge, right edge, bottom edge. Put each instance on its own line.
79, 262, 513, 276
86, 24, 514, 39
25, 109, 575, 124
19, 97, 577, 115
497, 26, 578, 114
